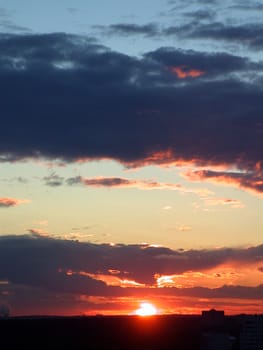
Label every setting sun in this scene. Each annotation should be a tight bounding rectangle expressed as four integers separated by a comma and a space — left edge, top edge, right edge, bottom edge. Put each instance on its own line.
135, 302, 157, 316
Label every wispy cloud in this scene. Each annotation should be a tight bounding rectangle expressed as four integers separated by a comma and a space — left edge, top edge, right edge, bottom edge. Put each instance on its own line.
203, 197, 244, 208
94, 23, 159, 37
179, 22, 263, 49
66, 176, 212, 196
176, 225, 192, 231
0, 8, 30, 33
162, 205, 172, 210
33, 220, 48, 226
43, 173, 64, 187
95, 19, 263, 50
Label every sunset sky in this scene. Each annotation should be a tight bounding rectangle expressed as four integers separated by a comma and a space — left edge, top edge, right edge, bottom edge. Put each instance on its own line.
1, 0, 263, 316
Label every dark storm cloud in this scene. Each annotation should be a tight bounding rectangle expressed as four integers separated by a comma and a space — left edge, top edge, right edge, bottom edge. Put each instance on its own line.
0, 32, 263, 179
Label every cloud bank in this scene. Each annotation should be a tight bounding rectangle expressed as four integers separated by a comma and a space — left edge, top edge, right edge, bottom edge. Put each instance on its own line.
1, 235, 263, 315
0, 33, 262, 174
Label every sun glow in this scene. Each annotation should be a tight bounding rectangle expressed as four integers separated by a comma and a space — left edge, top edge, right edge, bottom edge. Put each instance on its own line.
135, 302, 157, 316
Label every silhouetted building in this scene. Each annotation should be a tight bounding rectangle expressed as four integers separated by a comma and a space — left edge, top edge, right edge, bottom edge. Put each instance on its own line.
201, 331, 235, 350
201, 309, 225, 329
240, 315, 263, 350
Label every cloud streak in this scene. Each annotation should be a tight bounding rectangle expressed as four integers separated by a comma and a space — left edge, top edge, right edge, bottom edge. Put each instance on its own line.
65, 176, 212, 196
95, 20, 263, 50
179, 22, 263, 49
94, 23, 159, 37
184, 169, 263, 195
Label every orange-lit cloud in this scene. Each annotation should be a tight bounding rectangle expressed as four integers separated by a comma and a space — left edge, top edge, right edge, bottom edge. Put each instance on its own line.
169, 66, 205, 78
60, 269, 146, 288
157, 271, 228, 289
0, 197, 30, 208
2, 235, 263, 316
184, 169, 263, 195
125, 149, 192, 168
76, 294, 263, 316
125, 150, 232, 171
155, 265, 260, 289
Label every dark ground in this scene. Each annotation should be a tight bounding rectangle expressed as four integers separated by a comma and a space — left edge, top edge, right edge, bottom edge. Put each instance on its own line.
0, 314, 240, 349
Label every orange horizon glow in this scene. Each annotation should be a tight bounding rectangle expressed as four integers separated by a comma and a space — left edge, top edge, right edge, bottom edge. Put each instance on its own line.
8, 293, 263, 317
135, 302, 158, 316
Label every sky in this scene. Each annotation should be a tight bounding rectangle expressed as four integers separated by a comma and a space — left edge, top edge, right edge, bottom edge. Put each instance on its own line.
0, 0, 263, 317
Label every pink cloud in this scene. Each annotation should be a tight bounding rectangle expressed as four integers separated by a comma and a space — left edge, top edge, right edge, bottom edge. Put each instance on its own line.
0, 197, 30, 208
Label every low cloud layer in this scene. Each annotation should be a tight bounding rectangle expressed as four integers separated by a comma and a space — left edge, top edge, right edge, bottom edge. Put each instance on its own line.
1, 235, 263, 315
